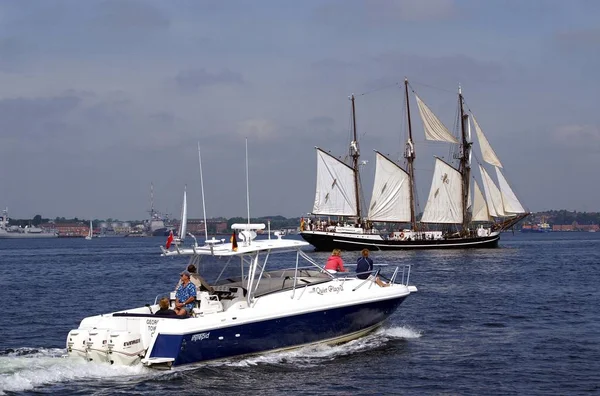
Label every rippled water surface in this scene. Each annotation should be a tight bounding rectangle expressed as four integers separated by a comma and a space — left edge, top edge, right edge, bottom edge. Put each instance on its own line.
1, 233, 599, 395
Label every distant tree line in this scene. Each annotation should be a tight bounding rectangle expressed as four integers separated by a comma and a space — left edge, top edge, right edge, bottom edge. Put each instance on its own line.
530, 210, 600, 226
10, 210, 598, 230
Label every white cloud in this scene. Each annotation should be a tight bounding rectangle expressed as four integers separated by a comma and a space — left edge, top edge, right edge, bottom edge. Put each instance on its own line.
236, 118, 279, 140
553, 124, 600, 150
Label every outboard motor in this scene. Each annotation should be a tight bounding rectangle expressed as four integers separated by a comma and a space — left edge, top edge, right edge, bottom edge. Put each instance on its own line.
66, 329, 89, 360
86, 329, 111, 363
107, 331, 145, 366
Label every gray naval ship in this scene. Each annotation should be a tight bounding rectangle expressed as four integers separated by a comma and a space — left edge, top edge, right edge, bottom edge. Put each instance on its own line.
0, 208, 58, 238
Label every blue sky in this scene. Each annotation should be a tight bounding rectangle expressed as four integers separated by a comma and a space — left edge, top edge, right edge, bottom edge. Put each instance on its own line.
0, 0, 598, 220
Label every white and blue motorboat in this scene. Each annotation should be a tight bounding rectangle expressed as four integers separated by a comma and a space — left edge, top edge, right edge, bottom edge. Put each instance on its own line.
65, 224, 417, 369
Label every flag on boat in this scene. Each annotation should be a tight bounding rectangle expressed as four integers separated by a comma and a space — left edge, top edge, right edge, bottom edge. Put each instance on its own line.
166, 230, 174, 249
231, 230, 238, 251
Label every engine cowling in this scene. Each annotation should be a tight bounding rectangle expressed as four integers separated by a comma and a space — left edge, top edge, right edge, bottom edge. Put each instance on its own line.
86, 329, 111, 363
107, 331, 145, 366
66, 329, 89, 360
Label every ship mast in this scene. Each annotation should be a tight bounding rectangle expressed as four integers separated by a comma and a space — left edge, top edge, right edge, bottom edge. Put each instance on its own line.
458, 86, 472, 232
350, 94, 361, 220
404, 79, 417, 230
148, 182, 155, 219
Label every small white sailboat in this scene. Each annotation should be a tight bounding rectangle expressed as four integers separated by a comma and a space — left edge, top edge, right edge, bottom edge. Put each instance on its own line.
85, 220, 93, 240
173, 186, 188, 247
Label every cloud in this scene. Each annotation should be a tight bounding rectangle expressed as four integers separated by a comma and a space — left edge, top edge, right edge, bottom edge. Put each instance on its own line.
174, 68, 244, 92
236, 118, 278, 140
364, 0, 457, 22
313, 0, 458, 26
555, 28, 600, 48
308, 116, 335, 128
149, 111, 175, 125
94, 0, 170, 30
374, 53, 504, 85
0, 94, 82, 139
553, 28, 600, 68
553, 124, 600, 151
0, 37, 32, 72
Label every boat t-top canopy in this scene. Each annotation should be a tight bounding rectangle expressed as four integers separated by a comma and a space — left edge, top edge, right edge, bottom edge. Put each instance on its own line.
161, 223, 309, 257
231, 223, 266, 230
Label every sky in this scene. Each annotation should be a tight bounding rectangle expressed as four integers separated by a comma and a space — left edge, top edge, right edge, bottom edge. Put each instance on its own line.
0, 0, 599, 220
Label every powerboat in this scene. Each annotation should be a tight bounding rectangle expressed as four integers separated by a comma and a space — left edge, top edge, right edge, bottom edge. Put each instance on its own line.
65, 223, 417, 369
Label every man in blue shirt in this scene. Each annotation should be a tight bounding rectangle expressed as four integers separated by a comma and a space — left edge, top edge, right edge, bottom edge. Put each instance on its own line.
356, 249, 389, 287
175, 271, 197, 316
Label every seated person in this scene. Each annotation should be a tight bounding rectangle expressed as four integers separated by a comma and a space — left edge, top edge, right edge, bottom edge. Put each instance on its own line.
174, 271, 197, 316
324, 249, 347, 273
356, 249, 389, 287
154, 297, 177, 317
175, 264, 214, 293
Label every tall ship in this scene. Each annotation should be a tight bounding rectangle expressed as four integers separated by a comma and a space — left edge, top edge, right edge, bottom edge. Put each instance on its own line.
300, 79, 529, 251
0, 208, 58, 239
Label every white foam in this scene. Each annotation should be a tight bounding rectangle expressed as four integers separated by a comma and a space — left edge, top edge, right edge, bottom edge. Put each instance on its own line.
0, 327, 423, 393
206, 325, 422, 368
380, 325, 423, 339
0, 348, 153, 395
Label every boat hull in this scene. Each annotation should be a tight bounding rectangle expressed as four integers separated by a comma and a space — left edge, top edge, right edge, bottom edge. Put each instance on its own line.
300, 231, 500, 251
149, 295, 406, 366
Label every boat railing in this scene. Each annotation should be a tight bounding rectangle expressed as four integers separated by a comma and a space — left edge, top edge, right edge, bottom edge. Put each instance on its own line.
350, 264, 412, 291
153, 292, 171, 306
351, 268, 381, 291
387, 264, 411, 285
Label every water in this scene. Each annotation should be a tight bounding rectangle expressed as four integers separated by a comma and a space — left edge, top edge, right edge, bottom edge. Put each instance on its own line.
1, 233, 600, 395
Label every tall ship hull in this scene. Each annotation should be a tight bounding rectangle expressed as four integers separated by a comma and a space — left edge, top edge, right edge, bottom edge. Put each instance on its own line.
300, 230, 500, 251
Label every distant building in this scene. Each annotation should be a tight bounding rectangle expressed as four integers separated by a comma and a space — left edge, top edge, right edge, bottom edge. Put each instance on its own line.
174, 219, 228, 235
552, 222, 599, 232
44, 223, 88, 237
552, 224, 573, 232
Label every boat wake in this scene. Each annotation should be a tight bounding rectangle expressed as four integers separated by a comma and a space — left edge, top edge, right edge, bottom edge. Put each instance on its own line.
203, 325, 422, 369
0, 326, 421, 394
0, 347, 151, 395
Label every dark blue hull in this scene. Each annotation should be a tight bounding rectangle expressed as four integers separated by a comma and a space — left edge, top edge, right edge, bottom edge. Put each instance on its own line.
150, 296, 407, 366
300, 231, 500, 251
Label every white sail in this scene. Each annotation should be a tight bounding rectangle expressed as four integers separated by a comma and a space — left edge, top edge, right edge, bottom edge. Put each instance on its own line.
179, 186, 187, 241
495, 167, 525, 214
415, 95, 458, 143
471, 180, 491, 221
421, 158, 463, 224
312, 148, 357, 216
479, 165, 505, 217
367, 152, 411, 222
472, 116, 503, 168
86, 220, 93, 240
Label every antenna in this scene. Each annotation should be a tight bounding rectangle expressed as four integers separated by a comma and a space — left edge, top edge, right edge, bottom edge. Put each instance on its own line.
245, 138, 250, 228
198, 142, 209, 241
